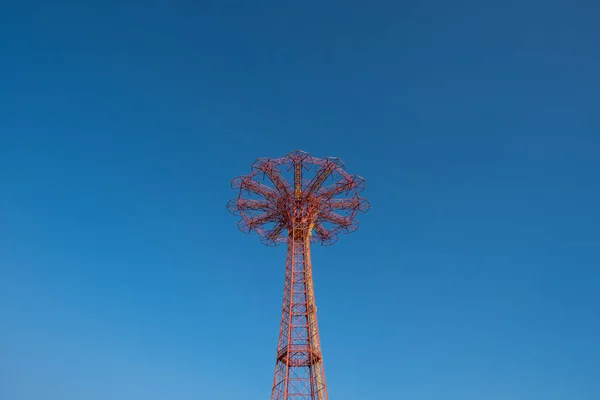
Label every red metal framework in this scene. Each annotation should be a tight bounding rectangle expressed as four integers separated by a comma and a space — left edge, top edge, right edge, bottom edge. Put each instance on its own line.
228, 150, 369, 400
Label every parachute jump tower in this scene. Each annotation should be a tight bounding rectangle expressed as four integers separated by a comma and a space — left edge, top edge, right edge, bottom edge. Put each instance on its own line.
227, 150, 369, 400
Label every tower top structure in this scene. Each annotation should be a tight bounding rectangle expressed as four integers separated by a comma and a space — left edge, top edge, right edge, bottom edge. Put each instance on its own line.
227, 150, 370, 246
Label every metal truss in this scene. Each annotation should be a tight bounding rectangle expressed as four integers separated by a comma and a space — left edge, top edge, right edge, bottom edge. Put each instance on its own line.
228, 150, 369, 400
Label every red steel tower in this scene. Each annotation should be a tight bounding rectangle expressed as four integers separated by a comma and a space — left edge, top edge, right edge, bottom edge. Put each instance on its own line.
227, 150, 369, 400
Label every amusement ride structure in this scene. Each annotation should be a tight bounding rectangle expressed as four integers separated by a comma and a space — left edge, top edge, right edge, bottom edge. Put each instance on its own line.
227, 150, 369, 400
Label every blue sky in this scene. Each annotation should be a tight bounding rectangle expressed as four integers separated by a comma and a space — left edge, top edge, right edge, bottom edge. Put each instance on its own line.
1, 1, 599, 399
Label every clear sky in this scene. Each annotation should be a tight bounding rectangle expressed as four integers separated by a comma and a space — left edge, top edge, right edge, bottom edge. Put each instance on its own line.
1, 1, 599, 399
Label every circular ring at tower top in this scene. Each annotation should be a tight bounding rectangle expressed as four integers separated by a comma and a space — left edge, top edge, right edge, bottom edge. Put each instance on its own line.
228, 150, 370, 246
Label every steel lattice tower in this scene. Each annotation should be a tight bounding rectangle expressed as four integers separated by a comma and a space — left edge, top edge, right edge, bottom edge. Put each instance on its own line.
227, 150, 369, 400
